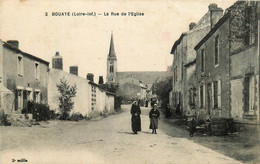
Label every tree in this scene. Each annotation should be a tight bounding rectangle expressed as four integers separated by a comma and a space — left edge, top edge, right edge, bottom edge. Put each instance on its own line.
152, 76, 172, 108
56, 78, 77, 120
99, 83, 119, 93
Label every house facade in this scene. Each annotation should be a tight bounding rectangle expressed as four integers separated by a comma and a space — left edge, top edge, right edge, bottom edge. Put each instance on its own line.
170, 3, 223, 115
194, 1, 260, 121
0, 40, 49, 116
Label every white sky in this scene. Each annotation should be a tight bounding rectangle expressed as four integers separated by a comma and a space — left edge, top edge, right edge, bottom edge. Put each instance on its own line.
0, 0, 236, 82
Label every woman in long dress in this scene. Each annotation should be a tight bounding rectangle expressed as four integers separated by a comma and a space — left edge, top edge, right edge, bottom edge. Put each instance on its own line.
131, 101, 141, 134
149, 104, 160, 134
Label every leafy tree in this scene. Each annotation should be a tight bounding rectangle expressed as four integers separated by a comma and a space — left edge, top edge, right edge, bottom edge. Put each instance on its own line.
152, 76, 172, 108
99, 83, 119, 93
56, 78, 77, 120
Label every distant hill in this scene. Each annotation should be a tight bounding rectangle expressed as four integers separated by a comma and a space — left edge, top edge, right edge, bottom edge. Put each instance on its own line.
116, 71, 172, 85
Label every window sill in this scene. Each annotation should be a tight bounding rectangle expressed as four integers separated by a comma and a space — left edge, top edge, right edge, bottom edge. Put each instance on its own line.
214, 64, 219, 68
18, 74, 23, 77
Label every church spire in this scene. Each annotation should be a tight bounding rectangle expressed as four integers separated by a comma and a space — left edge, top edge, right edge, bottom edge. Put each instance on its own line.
108, 33, 116, 57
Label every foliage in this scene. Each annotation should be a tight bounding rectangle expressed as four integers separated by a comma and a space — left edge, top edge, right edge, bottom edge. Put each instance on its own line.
229, 1, 257, 43
0, 111, 11, 126
99, 83, 119, 93
152, 76, 172, 108
69, 112, 84, 121
56, 78, 77, 120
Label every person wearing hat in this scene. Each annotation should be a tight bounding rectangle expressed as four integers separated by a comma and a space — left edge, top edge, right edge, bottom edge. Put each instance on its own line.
130, 101, 141, 134
149, 103, 160, 134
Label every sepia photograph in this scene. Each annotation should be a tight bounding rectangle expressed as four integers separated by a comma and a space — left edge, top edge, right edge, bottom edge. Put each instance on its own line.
0, 0, 259, 163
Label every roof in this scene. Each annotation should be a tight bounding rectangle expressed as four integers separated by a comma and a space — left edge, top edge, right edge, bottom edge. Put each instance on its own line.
108, 33, 116, 58
170, 33, 187, 54
194, 12, 231, 51
2, 41, 49, 65
184, 59, 196, 68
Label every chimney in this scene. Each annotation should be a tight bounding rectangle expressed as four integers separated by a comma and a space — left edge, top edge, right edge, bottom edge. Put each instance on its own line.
98, 76, 104, 84
7, 40, 19, 49
189, 22, 196, 30
52, 51, 63, 70
87, 73, 94, 82
70, 66, 78, 76
208, 3, 223, 29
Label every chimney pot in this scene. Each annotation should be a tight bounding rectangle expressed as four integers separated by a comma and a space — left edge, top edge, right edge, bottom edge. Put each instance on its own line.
70, 66, 78, 76
52, 51, 63, 70
7, 40, 19, 49
87, 73, 94, 82
189, 22, 196, 30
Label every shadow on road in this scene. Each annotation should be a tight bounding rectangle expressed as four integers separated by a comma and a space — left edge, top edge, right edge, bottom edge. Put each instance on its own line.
117, 131, 135, 135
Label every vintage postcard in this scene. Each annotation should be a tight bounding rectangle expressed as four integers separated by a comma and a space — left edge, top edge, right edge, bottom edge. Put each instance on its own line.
0, 0, 259, 163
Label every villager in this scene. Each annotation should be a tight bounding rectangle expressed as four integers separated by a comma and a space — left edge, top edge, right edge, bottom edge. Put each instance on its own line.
165, 104, 171, 118
131, 101, 141, 134
186, 106, 197, 137
176, 104, 181, 117
145, 99, 148, 107
149, 104, 160, 134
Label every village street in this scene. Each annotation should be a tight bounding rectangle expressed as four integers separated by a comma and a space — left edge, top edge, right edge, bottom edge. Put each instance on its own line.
0, 105, 241, 164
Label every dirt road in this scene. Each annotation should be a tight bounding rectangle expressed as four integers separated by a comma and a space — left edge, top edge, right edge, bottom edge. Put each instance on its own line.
0, 105, 241, 164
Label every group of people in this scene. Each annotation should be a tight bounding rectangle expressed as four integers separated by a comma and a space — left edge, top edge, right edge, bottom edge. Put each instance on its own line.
130, 101, 160, 134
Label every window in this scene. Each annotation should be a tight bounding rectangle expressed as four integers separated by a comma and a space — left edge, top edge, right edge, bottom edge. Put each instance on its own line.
249, 76, 255, 112
201, 49, 205, 72
215, 35, 219, 65
213, 80, 221, 109
91, 86, 96, 110
200, 85, 204, 108
174, 67, 178, 82
17, 56, 24, 76
110, 65, 114, 73
35, 62, 40, 80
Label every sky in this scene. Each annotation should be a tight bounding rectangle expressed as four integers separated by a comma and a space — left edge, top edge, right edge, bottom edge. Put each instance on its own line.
0, 0, 236, 82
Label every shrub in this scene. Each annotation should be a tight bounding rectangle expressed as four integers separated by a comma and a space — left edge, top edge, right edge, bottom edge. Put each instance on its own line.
69, 112, 84, 121
56, 78, 77, 120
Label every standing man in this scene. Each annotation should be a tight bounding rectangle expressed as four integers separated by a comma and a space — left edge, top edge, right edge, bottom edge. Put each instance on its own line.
186, 106, 197, 137
131, 101, 141, 134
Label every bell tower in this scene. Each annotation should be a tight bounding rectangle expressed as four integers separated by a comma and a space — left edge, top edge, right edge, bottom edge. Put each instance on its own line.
106, 33, 117, 83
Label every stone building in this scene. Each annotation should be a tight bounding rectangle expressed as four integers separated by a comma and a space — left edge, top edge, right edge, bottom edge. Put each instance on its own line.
194, 1, 260, 122
169, 3, 223, 115
0, 40, 49, 116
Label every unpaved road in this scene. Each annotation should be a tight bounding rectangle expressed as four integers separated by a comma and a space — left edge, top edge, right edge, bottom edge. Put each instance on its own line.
0, 105, 241, 164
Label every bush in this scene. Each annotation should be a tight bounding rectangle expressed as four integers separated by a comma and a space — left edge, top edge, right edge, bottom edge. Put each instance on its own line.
69, 112, 84, 121
0, 112, 11, 126
27, 102, 59, 121
56, 78, 77, 120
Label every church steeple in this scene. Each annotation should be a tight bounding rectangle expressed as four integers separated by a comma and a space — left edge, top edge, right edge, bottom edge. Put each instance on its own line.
108, 33, 116, 58
106, 32, 117, 84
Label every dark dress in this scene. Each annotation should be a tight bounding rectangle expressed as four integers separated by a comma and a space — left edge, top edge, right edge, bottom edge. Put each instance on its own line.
131, 104, 141, 132
149, 109, 160, 129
